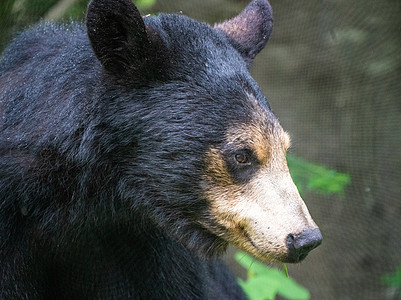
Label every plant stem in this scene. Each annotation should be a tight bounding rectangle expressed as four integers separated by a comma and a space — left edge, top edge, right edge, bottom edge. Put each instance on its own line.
283, 263, 289, 278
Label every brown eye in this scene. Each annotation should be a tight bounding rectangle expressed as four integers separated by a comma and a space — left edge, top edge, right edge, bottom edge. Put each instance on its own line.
235, 153, 248, 164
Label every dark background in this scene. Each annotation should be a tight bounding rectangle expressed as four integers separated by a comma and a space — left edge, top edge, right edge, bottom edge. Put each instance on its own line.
1, 0, 400, 299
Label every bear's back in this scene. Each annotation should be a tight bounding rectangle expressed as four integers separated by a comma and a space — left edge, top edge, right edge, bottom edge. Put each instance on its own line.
0, 23, 103, 155
1, 22, 91, 74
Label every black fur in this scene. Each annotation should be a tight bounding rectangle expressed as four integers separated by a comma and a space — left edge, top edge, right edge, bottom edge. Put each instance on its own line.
0, 0, 273, 298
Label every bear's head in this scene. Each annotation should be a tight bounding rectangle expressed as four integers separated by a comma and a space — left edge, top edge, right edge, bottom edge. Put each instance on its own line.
86, 0, 321, 263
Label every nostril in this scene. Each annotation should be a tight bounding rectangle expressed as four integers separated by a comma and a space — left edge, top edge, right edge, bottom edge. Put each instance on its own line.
286, 228, 322, 263
287, 233, 295, 243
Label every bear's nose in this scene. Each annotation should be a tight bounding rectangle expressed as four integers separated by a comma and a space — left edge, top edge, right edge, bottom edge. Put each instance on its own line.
286, 228, 322, 263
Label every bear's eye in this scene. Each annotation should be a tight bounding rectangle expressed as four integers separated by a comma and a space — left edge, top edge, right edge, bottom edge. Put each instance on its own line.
226, 149, 258, 183
234, 153, 250, 165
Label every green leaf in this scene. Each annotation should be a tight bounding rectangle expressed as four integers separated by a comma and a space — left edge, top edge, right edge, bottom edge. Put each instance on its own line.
235, 252, 310, 300
276, 277, 310, 300
239, 273, 310, 300
239, 277, 277, 300
235, 252, 273, 278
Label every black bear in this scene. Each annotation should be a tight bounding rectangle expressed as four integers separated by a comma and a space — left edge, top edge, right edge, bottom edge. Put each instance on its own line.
0, 0, 322, 299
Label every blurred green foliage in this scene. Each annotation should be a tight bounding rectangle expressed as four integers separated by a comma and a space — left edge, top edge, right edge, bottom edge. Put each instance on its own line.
287, 155, 350, 196
0, 0, 157, 51
62, 0, 157, 20
135, 0, 157, 10
62, 0, 90, 20
0, 0, 54, 49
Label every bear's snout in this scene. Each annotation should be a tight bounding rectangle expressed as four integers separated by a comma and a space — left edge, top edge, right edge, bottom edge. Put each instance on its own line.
286, 228, 322, 263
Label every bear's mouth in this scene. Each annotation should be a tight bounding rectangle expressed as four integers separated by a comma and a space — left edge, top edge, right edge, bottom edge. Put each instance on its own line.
199, 209, 320, 263
234, 224, 321, 264
235, 224, 288, 263
199, 216, 287, 263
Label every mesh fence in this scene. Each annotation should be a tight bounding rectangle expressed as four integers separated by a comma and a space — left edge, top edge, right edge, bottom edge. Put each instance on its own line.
1, 0, 400, 299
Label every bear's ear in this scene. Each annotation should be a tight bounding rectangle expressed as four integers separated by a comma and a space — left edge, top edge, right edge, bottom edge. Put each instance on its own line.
86, 0, 166, 83
214, 0, 273, 67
